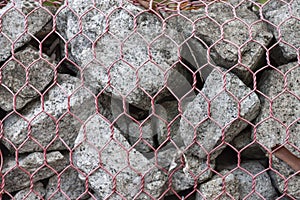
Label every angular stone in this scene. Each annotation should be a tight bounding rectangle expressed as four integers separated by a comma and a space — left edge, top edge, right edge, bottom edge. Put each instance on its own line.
46, 168, 88, 199
0, 0, 55, 61
13, 182, 46, 200
232, 161, 277, 200
0, 47, 54, 111
196, 171, 240, 200
179, 3, 273, 84
255, 62, 300, 199
73, 114, 167, 199
263, 0, 300, 61
2, 151, 68, 192
180, 69, 260, 160
2, 74, 96, 153
150, 146, 214, 193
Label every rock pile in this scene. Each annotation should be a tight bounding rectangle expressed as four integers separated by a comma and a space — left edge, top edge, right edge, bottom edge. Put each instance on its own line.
0, 0, 299, 199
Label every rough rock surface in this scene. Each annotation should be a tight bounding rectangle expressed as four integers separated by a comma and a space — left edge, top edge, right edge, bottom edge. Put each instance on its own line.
255, 62, 300, 198
73, 114, 167, 199
46, 168, 87, 199
196, 171, 240, 200
2, 151, 68, 192
179, 2, 273, 84
180, 69, 260, 159
263, 0, 300, 61
13, 182, 46, 200
0, 47, 54, 111
2, 74, 96, 153
0, 0, 54, 61
232, 161, 277, 200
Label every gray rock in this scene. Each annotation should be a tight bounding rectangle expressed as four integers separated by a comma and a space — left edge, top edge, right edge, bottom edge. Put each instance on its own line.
56, 0, 192, 110
263, 0, 300, 61
180, 68, 260, 160
0, 47, 54, 111
2, 74, 96, 153
255, 62, 300, 199
196, 171, 240, 200
179, 3, 273, 84
0, 0, 54, 61
150, 146, 214, 192
231, 128, 265, 159
73, 114, 167, 199
232, 161, 277, 200
14, 182, 46, 200
46, 168, 88, 200
2, 151, 68, 192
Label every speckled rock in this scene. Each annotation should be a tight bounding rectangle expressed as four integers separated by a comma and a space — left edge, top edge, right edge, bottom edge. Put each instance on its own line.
263, 0, 300, 61
255, 62, 300, 199
232, 161, 277, 200
180, 68, 260, 160
150, 146, 214, 192
73, 114, 167, 199
178, 3, 273, 85
0, 47, 54, 111
2, 74, 96, 153
196, 171, 240, 200
13, 182, 46, 200
0, 0, 55, 61
46, 168, 88, 200
56, 0, 192, 110
2, 151, 68, 192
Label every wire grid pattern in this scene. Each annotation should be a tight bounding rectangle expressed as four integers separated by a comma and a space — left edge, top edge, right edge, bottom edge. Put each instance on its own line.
0, 0, 299, 199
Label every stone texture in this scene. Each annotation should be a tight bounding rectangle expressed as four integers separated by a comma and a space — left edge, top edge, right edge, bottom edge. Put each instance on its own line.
46, 168, 88, 199
150, 146, 214, 192
73, 114, 167, 199
2, 151, 68, 192
263, 0, 300, 61
180, 68, 260, 160
0, 0, 55, 61
255, 62, 300, 199
56, 0, 194, 110
0, 47, 54, 111
14, 182, 46, 200
2, 74, 96, 153
178, 3, 273, 84
232, 161, 277, 200
196, 171, 240, 200
231, 128, 265, 159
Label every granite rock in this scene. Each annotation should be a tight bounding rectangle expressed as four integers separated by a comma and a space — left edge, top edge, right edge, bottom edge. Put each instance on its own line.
2, 151, 68, 192
0, 47, 54, 111
2, 74, 96, 153
73, 114, 167, 199
180, 68, 260, 160
0, 0, 55, 61
13, 182, 46, 200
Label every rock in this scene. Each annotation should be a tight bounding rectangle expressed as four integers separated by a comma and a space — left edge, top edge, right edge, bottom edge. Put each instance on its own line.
232, 161, 277, 200
13, 182, 46, 200
179, 3, 273, 85
196, 170, 240, 200
231, 128, 265, 159
255, 62, 300, 199
263, 0, 300, 61
0, 47, 54, 111
150, 146, 214, 193
180, 68, 260, 160
0, 0, 55, 61
56, 0, 193, 110
73, 114, 167, 199
2, 74, 96, 153
46, 168, 88, 200
2, 151, 68, 192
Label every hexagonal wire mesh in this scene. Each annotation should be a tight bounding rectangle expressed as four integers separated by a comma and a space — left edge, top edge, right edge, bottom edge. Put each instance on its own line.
0, 0, 299, 199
